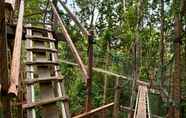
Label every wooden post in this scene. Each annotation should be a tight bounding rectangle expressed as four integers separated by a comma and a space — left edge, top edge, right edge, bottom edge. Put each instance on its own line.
8, 0, 24, 96
102, 40, 110, 118
52, 0, 58, 49
128, 40, 136, 118
0, 0, 11, 117
113, 77, 121, 118
73, 102, 114, 118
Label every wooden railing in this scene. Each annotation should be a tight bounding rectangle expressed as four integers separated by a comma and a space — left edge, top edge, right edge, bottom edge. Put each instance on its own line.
8, 0, 24, 96
72, 102, 114, 118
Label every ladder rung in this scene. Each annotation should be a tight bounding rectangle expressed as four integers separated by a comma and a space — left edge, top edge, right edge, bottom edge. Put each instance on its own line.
24, 77, 63, 85
26, 47, 57, 52
25, 61, 59, 65
25, 26, 53, 32
25, 35, 56, 42
25, 69, 60, 73
23, 96, 68, 109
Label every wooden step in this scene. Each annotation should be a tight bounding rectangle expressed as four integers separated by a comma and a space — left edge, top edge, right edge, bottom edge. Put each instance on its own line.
25, 68, 60, 73
24, 77, 63, 85
25, 61, 59, 65
23, 96, 68, 109
25, 35, 56, 42
26, 47, 57, 52
25, 26, 53, 32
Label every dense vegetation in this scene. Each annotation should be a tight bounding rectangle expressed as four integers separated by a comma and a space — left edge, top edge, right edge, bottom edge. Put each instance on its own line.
57, 0, 186, 117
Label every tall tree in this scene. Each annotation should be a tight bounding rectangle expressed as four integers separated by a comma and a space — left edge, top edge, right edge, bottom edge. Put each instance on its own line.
160, 0, 165, 86
171, 0, 183, 117
159, 0, 165, 115
128, 0, 143, 117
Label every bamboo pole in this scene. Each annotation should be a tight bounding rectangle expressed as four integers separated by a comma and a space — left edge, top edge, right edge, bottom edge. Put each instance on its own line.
8, 0, 24, 96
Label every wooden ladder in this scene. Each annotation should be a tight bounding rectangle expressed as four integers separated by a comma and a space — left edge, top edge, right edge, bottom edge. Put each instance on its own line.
23, 24, 70, 118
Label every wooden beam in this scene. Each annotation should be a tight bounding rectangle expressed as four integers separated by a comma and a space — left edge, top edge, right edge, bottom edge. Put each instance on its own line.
5, 0, 16, 10
72, 102, 114, 118
8, 0, 24, 96
49, 0, 89, 82
22, 96, 68, 109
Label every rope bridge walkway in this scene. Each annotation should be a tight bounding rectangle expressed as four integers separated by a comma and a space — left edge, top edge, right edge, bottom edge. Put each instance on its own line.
134, 85, 150, 118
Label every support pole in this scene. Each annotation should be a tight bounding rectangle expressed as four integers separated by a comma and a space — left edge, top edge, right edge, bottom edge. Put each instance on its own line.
8, 0, 24, 96
113, 77, 121, 118
102, 40, 110, 118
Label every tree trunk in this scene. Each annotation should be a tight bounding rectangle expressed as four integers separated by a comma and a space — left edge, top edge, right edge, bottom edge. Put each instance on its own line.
160, 0, 165, 87
128, 0, 142, 117
0, 0, 11, 118
173, 15, 182, 118
128, 34, 141, 118
158, 0, 165, 115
